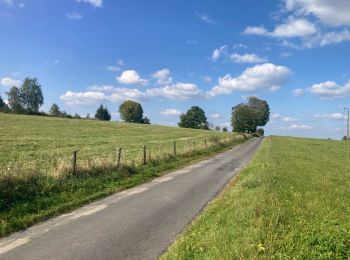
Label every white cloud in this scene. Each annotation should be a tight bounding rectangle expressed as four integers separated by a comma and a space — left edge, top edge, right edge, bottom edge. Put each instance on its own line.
76, 0, 102, 8
160, 108, 181, 116
211, 45, 227, 61
244, 19, 317, 38
284, 0, 350, 27
196, 12, 215, 24
152, 68, 172, 85
0, 77, 20, 87
207, 63, 291, 97
147, 83, 203, 100
109, 88, 146, 102
270, 113, 297, 122
243, 26, 268, 36
60, 91, 107, 105
282, 116, 297, 122
61, 81, 204, 105
230, 53, 267, 63
88, 85, 114, 92
308, 80, 350, 99
288, 124, 312, 130
210, 113, 221, 119
270, 18, 317, 38
293, 88, 304, 96
314, 113, 346, 120
117, 70, 148, 85
66, 12, 83, 20
106, 60, 124, 72
304, 30, 350, 48
18, 2, 25, 8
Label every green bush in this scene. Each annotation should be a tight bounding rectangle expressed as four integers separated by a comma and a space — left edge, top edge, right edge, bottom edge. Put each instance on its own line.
256, 128, 264, 136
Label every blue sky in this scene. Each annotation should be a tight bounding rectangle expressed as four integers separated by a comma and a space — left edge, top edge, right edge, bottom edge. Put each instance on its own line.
1, 0, 350, 139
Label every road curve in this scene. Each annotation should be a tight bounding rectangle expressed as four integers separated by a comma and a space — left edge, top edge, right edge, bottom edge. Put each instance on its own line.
0, 138, 262, 260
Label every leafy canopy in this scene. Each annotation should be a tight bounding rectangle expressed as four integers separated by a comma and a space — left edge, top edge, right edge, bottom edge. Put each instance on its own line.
231, 97, 270, 133
178, 106, 209, 130
119, 100, 150, 124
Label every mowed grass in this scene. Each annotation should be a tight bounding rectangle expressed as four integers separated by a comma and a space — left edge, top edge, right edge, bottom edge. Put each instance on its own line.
162, 136, 350, 259
0, 113, 248, 237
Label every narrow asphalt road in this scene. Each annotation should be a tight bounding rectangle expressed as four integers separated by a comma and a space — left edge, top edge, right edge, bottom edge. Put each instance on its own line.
0, 138, 262, 260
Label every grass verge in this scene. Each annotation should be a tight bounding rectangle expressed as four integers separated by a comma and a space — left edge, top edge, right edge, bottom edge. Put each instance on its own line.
0, 137, 248, 238
161, 136, 350, 259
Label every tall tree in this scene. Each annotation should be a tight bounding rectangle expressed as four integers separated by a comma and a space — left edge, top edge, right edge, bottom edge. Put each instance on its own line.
20, 77, 44, 114
6, 87, 23, 113
119, 100, 144, 123
95, 105, 111, 121
49, 103, 61, 117
178, 106, 209, 130
247, 96, 270, 126
231, 104, 257, 133
231, 97, 270, 133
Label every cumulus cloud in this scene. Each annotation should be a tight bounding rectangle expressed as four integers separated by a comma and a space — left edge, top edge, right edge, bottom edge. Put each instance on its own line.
160, 108, 181, 116
284, 0, 350, 27
117, 70, 148, 85
66, 12, 83, 20
196, 12, 215, 24
61, 81, 204, 105
146, 83, 204, 100
206, 63, 291, 97
244, 18, 317, 38
288, 124, 312, 130
0, 77, 21, 87
308, 80, 350, 99
60, 91, 107, 105
282, 116, 297, 122
152, 68, 172, 85
314, 113, 345, 120
76, 0, 102, 8
230, 53, 267, 63
211, 45, 227, 61
243, 26, 268, 36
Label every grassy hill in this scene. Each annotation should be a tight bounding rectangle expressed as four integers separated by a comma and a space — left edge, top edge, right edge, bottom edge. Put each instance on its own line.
0, 113, 234, 174
162, 136, 350, 259
0, 113, 247, 237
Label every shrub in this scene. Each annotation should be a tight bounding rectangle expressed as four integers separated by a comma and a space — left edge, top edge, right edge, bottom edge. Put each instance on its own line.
256, 128, 264, 136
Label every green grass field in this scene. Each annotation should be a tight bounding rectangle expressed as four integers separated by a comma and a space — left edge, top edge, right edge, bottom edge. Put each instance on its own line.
0, 113, 234, 173
162, 136, 350, 259
0, 113, 248, 237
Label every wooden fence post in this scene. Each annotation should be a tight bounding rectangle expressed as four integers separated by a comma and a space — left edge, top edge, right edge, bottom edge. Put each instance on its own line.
116, 146, 122, 167
72, 151, 77, 175
204, 138, 207, 148
188, 139, 191, 151
173, 141, 176, 157
143, 145, 147, 165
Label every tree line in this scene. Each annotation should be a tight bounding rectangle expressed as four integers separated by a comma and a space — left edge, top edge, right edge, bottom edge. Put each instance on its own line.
0, 77, 269, 134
